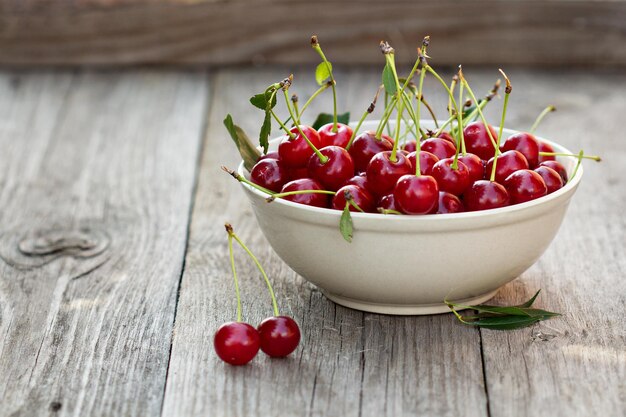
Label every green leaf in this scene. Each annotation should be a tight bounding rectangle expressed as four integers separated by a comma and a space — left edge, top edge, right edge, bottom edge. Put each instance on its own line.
340, 203, 353, 243
259, 111, 271, 154
311, 112, 350, 130
465, 315, 544, 330
315, 62, 333, 85
382, 63, 397, 95
518, 290, 541, 308
223, 114, 261, 171
250, 93, 267, 110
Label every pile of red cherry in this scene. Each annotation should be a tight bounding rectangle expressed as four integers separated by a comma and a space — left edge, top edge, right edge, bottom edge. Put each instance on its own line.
214, 224, 301, 366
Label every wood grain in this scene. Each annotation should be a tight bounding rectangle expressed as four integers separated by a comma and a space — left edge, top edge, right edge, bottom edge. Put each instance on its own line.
1, 1, 625, 67
0, 70, 208, 416
160, 68, 488, 417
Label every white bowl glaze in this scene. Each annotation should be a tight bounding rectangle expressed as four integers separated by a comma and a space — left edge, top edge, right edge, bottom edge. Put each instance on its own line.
237, 121, 582, 315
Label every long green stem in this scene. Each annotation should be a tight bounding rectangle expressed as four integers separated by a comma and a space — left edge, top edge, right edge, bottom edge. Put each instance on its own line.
227, 230, 242, 322
414, 67, 427, 176
530, 105, 556, 134
461, 78, 498, 150
283, 89, 328, 163
221, 166, 275, 195
458, 78, 466, 155
570, 150, 585, 183
291, 94, 301, 125
490, 70, 512, 182
266, 189, 336, 202
427, 66, 462, 169
231, 232, 279, 317
540, 152, 601, 161
312, 37, 338, 131
270, 108, 295, 138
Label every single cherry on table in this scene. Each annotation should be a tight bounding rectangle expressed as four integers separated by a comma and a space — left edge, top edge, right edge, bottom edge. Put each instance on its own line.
214, 322, 260, 366
257, 316, 301, 357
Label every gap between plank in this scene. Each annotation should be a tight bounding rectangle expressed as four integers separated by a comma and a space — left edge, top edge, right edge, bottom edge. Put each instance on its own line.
478, 328, 492, 417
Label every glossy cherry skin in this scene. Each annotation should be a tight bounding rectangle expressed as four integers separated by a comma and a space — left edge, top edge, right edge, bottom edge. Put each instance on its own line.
407, 151, 439, 176
504, 169, 548, 204
537, 141, 556, 163
421, 138, 456, 160
348, 131, 394, 173
378, 193, 401, 212
485, 150, 529, 184
259, 151, 280, 161
307, 146, 355, 191
250, 158, 290, 192
431, 158, 471, 196
534, 166, 564, 194
438, 131, 457, 146
437, 191, 465, 214
366, 151, 414, 197
332, 184, 376, 213
318, 123, 354, 148
459, 153, 485, 183
394, 175, 439, 214
463, 180, 510, 211
288, 167, 309, 181
257, 316, 301, 358
463, 122, 498, 160
280, 178, 330, 208
539, 160, 568, 183
402, 140, 417, 153
500, 132, 540, 168
345, 173, 372, 192
278, 126, 323, 168
213, 322, 260, 366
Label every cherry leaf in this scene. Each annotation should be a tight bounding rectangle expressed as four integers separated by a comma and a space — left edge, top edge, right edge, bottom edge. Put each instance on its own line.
315, 62, 333, 86
311, 112, 350, 130
250, 93, 267, 110
259, 111, 271, 154
340, 204, 353, 243
382, 63, 397, 95
223, 114, 261, 171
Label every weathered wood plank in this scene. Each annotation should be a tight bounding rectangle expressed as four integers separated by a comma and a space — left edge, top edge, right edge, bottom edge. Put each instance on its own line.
476, 70, 626, 417
161, 67, 488, 417
1, 1, 626, 67
0, 70, 208, 416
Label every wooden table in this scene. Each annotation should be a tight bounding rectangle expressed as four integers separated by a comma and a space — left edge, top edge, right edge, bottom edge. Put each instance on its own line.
0, 67, 624, 417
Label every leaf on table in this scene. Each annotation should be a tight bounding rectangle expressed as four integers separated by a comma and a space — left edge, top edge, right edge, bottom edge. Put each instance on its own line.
340, 204, 353, 243
223, 114, 261, 171
382, 63, 397, 95
311, 112, 350, 130
461, 315, 544, 330
518, 290, 541, 308
315, 62, 333, 85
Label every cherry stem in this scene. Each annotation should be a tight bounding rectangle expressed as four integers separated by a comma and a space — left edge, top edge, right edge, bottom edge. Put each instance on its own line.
266, 189, 336, 202
345, 192, 365, 213
413, 65, 427, 176
457, 76, 467, 155
539, 152, 601, 161
221, 165, 274, 195
287, 82, 332, 124
346, 87, 381, 150
377, 208, 403, 215
225, 225, 243, 322
271, 107, 296, 139
282, 88, 328, 164
312, 36, 338, 131
420, 94, 439, 129
570, 150, 585, 183
460, 76, 498, 151
461, 79, 501, 127
530, 105, 556, 134
228, 225, 280, 317
448, 75, 458, 118
490, 69, 512, 182
291, 94, 301, 125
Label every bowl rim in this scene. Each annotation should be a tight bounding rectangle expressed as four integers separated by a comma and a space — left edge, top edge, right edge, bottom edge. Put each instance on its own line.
237, 121, 583, 222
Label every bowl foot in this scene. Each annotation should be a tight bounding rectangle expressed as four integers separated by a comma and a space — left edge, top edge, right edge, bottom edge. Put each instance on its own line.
321, 289, 500, 315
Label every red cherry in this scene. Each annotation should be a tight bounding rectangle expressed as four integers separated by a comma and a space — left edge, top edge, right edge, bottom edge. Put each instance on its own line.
407, 151, 439, 176
250, 158, 290, 192
318, 123, 354, 148
378, 193, 400, 212
278, 126, 323, 168
280, 178, 330, 208
500, 132, 540, 168
345, 173, 371, 192
402, 140, 417, 152
394, 175, 439, 214
438, 131, 457, 146
332, 184, 376, 213
437, 191, 465, 214
534, 166, 564, 194
537, 141, 556, 163
504, 169, 548, 204
348, 131, 394, 173
257, 316, 301, 358
259, 151, 280, 161
213, 322, 260, 366
366, 151, 413, 197
539, 160, 568, 183
459, 153, 485, 183
463, 180, 510, 211
431, 158, 471, 196
485, 150, 529, 184
307, 146, 355, 191
288, 167, 309, 181
421, 138, 456, 160
463, 122, 498, 160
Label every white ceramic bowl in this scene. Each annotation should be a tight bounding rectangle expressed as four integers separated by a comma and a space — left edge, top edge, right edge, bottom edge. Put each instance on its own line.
237, 121, 582, 315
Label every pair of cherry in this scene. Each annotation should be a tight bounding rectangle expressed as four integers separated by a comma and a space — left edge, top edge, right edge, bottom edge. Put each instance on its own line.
214, 224, 301, 366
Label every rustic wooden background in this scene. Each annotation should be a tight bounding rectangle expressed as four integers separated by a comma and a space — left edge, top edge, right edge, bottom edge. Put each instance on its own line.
0, 65, 624, 416
1, 0, 626, 66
